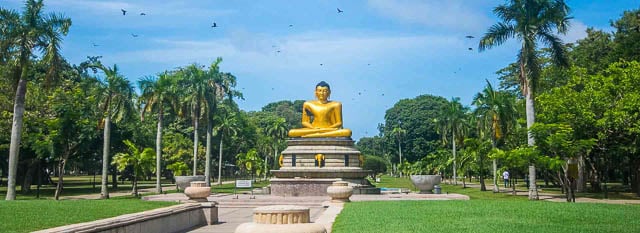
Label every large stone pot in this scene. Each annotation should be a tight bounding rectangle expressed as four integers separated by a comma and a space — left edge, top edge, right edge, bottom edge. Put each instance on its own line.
327, 181, 353, 203
175, 175, 205, 191
184, 181, 211, 201
410, 175, 442, 194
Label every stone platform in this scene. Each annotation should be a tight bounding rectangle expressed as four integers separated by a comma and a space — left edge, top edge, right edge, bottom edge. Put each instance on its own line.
270, 137, 379, 196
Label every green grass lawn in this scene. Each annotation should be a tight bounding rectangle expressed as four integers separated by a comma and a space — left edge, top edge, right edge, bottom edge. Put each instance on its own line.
338, 176, 640, 232
332, 200, 640, 233
0, 175, 177, 200
0, 196, 177, 233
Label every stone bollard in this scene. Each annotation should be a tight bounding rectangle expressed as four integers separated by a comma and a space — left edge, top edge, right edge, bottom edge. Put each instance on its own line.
201, 202, 219, 225
184, 181, 211, 202
235, 205, 326, 233
326, 181, 353, 203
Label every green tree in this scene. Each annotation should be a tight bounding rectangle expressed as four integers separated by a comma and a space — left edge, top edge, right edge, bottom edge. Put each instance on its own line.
1, 0, 72, 200
214, 107, 239, 185
362, 156, 388, 180
265, 117, 288, 179
111, 140, 154, 196
390, 127, 406, 176
91, 63, 135, 199
435, 97, 468, 185
236, 148, 263, 180
384, 95, 449, 163
473, 80, 518, 192
479, 0, 571, 200
139, 73, 178, 193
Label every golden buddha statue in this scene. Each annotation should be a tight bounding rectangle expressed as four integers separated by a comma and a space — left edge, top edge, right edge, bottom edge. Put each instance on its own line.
288, 81, 352, 138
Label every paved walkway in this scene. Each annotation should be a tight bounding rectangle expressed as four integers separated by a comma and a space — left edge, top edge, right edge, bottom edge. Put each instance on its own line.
453, 180, 640, 204
60, 181, 236, 200
142, 191, 469, 233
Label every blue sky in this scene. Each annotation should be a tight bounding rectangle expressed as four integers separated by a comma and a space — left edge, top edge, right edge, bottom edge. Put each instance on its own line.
3, 0, 639, 140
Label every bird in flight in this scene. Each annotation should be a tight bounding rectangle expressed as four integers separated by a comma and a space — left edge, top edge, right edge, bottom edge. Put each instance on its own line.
468, 47, 473, 51
465, 35, 475, 39
211, 22, 217, 28
121, 9, 127, 15
337, 8, 343, 13
289, 24, 293, 27
92, 43, 99, 47
131, 34, 139, 37
320, 63, 323, 66
140, 12, 146, 16
276, 50, 281, 53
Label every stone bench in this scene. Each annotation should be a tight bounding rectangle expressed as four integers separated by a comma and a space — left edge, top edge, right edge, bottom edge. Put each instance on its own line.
33, 202, 217, 233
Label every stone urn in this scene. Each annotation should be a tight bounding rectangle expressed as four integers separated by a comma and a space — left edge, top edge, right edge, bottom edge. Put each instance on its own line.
410, 175, 442, 194
175, 175, 205, 191
184, 181, 211, 201
326, 181, 353, 202
235, 205, 326, 233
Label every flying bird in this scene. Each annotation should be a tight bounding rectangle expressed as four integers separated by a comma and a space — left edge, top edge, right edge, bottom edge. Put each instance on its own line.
92, 43, 99, 47
131, 34, 139, 37
121, 9, 127, 15
211, 22, 217, 28
465, 35, 475, 39
320, 63, 323, 66
337, 8, 343, 13
468, 47, 473, 51
289, 24, 293, 27
276, 50, 281, 53
140, 12, 146, 16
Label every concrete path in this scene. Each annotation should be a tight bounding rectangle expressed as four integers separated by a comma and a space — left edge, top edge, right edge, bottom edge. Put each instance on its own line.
454, 181, 640, 204
143, 192, 470, 233
60, 181, 236, 200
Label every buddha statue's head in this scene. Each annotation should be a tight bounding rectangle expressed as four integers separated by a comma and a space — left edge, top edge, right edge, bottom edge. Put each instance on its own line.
315, 81, 331, 102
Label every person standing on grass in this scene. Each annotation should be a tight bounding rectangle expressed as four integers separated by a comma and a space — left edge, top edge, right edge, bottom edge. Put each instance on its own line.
502, 170, 510, 188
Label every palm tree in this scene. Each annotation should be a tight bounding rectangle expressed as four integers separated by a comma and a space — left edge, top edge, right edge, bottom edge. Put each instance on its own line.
203, 59, 224, 186
265, 117, 288, 179
435, 97, 468, 185
92, 63, 135, 199
473, 80, 518, 192
214, 109, 239, 185
390, 127, 406, 176
178, 64, 208, 176
139, 73, 178, 193
1, 0, 72, 200
111, 140, 155, 197
479, 0, 571, 200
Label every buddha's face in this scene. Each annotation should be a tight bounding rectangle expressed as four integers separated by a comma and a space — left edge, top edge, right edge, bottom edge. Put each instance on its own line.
315, 86, 330, 102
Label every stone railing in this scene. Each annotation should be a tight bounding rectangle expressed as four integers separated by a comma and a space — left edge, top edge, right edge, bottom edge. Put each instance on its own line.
33, 202, 217, 233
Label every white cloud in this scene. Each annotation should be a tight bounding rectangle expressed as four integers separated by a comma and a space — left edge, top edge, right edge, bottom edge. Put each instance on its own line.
561, 20, 589, 43
108, 30, 460, 75
367, 0, 492, 32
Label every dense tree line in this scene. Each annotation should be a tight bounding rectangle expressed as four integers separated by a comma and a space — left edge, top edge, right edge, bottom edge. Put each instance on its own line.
0, 0, 300, 200
357, 6, 640, 200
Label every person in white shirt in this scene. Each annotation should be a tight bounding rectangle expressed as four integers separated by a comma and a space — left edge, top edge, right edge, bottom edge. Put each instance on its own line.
502, 170, 510, 188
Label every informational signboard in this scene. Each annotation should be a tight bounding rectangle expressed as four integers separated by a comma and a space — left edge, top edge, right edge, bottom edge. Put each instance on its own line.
236, 180, 252, 188
234, 179, 255, 199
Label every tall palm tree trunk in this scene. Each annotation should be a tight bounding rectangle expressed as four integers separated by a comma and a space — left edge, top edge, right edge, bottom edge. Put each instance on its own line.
5, 76, 27, 201
453, 131, 457, 185
525, 83, 538, 200
155, 113, 163, 193
101, 115, 111, 199
398, 141, 403, 177
193, 117, 199, 176
205, 123, 212, 186
217, 134, 224, 185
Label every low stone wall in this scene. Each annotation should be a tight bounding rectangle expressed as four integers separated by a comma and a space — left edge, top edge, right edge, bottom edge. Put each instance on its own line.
33, 202, 218, 233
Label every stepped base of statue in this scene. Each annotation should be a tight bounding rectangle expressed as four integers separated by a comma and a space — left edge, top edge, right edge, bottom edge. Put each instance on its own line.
270, 137, 379, 196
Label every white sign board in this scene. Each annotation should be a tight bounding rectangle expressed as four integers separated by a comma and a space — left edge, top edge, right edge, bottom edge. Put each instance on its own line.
235, 180, 252, 188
